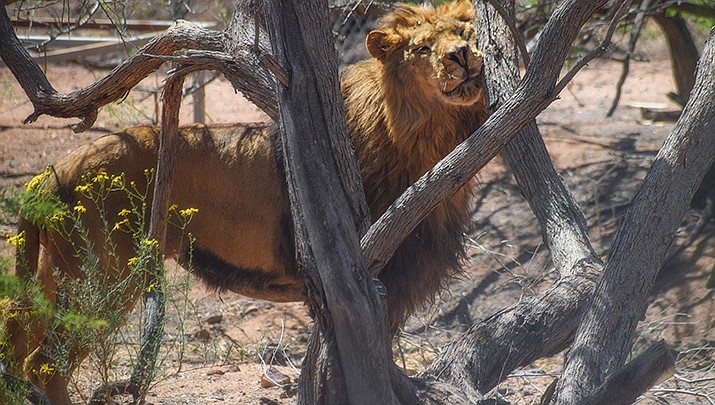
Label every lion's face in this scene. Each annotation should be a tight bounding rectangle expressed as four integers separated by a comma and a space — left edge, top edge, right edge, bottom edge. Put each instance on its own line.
366, 0, 484, 106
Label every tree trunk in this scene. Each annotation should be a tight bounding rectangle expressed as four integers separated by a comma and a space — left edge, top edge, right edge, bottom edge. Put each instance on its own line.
652, 12, 699, 105
423, 0, 602, 395
554, 27, 715, 404
475, 0, 597, 273
262, 1, 411, 403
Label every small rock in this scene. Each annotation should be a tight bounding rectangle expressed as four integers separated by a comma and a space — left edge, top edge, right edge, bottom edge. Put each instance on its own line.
243, 306, 259, 316
193, 328, 211, 340
260, 367, 290, 388
205, 312, 223, 325
280, 387, 298, 399
206, 368, 225, 376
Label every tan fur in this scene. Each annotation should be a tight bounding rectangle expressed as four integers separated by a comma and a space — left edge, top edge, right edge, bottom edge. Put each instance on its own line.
5, 1, 487, 403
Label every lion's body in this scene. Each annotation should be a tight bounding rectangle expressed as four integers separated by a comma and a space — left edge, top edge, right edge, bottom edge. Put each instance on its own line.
5, 1, 487, 402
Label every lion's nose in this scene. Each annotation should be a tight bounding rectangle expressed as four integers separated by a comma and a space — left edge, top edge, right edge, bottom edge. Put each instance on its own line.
446, 45, 470, 70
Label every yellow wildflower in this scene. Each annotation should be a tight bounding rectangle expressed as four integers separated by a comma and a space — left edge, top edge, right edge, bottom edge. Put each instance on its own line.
179, 207, 199, 218
6, 231, 26, 248
113, 218, 129, 231
73, 204, 87, 214
39, 363, 55, 376
74, 183, 90, 194
118, 208, 131, 217
140, 239, 159, 248
127, 257, 139, 267
111, 175, 124, 188
26, 167, 50, 191
168, 204, 178, 212
49, 212, 65, 224
92, 170, 109, 183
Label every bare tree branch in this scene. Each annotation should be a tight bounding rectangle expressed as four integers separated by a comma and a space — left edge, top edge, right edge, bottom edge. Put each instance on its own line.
552, 0, 632, 99
0, 3, 224, 132
426, 258, 602, 395
554, 27, 715, 405
150, 50, 278, 121
129, 65, 190, 405
475, 0, 597, 273
607, 0, 651, 117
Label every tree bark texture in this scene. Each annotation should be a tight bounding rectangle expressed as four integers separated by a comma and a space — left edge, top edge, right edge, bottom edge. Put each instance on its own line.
578, 340, 675, 405
652, 12, 700, 104
554, 27, 715, 405
361, 0, 610, 276
425, 258, 601, 395
421, 0, 605, 396
129, 70, 190, 404
262, 1, 410, 404
474, 0, 597, 274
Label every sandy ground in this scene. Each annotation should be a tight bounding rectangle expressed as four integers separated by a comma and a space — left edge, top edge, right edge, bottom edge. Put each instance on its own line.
1, 32, 713, 404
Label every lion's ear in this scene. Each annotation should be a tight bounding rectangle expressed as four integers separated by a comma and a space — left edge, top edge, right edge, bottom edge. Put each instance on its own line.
366, 30, 398, 61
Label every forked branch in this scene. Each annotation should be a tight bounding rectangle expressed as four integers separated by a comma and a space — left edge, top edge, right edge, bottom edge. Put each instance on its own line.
0, 4, 224, 131
554, 27, 715, 404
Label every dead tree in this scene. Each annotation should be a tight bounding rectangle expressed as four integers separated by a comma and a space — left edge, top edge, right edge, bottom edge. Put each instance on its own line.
1, 0, 713, 403
553, 26, 715, 404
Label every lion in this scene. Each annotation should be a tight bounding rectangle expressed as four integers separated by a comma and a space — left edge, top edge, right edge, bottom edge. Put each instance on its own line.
3, 0, 487, 403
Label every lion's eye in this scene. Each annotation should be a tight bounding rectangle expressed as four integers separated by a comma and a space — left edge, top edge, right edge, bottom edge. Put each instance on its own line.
415, 46, 431, 55
462, 27, 474, 41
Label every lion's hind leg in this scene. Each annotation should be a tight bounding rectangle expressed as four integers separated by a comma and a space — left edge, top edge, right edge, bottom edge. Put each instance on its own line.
1, 220, 56, 402
23, 345, 76, 405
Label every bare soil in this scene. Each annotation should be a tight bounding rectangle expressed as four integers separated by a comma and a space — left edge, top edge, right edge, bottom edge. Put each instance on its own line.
1, 38, 713, 404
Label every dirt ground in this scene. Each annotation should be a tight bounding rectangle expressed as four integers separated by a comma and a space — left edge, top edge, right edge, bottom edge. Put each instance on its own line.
1, 33, 714, 404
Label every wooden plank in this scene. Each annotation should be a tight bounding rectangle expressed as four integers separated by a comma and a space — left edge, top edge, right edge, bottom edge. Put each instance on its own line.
0, 33, 156, 65
17, 34, 117, 48
11, 17, 216, 31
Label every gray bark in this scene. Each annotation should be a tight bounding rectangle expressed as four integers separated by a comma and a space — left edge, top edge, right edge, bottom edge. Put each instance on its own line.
262, 1, 409, 403
554, 27, 715, 405
128, 70, 188, 404
425, 259, 602, 396
578, 340, 675, 405
475, 0, 597, 274
422, 0, 602, 395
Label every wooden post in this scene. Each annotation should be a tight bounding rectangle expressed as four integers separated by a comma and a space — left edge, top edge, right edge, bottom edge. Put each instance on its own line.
192, 71, 205, 123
